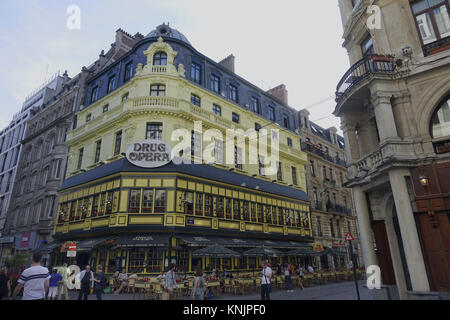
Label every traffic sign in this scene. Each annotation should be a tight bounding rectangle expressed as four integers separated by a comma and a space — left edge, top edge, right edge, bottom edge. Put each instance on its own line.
345, 232, 354, 241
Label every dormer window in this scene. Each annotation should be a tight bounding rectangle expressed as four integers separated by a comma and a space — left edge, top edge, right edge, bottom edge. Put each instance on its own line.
107, 75, 116, 93
124, 62, 133, 82
86, 114, 92, 123
153, 52, 167, 66
90, 86, 98, 103
229, 84, 238, 103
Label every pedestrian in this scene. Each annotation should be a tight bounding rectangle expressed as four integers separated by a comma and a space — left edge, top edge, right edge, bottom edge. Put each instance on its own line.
78, 265, 94, 300
93, 265, 106, 300
58, 263, 72, 300
191, 268, 205, 300
261, 260, 272, 300
297, 266, 304, 290
276, 262, 282, 276
307, 265, 314, 274
48, 269, 62, 300
114, 271, 128, 294
284, 264, 293, 292
0, 267, 11, 300
164, 263, 177, 300
10, 252, 50, 300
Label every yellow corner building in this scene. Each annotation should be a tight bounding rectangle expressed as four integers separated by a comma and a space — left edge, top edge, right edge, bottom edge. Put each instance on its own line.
51, 24, 313, 275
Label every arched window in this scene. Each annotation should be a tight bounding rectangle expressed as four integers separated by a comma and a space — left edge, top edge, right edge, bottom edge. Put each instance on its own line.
431, 95, 450, 138
153, 52, 167, 66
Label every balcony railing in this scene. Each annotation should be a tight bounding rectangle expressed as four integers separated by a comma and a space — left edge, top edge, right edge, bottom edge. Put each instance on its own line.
326, 202, 352, 216
301, 142, 347, 167
335, 54, 397, 104
132, 96, 179, 108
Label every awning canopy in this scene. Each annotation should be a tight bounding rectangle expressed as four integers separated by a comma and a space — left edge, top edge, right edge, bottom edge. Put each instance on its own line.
243, 246, 285, 257
76, 236, 115, 251
192, 244, 241, 258
286, 247, 315, 257
33, 241, 62, 253
113, 234, 170, 248
175, 234, 311, 249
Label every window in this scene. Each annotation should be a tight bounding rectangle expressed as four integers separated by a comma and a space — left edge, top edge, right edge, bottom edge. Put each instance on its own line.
323, 166, 327, 180
147, 248, 163, 272
154, 189, 166, 213
251, 97, 260, 113
142, 189, 154, 213
214, 139, 224, 164
292, 166, 298, 186
234, 146, 243, 170
210, 74, 220, 94
191, 62, 201, 84
129, 189, 141, 213
255, 123, 261, 132
122, 92, 129, 102
205, 195, 213, 217
329, 168, 334, 181
233, 199, 240, 220
77, 148, 83, 170
124, 62, 133, 82
195, 193, 203, 216
146, 123, 163, 140
150, 84, 166, 96
103, 104, 109, 113
42, 166, 50, 184
258, 155, 265, 176
229, 84, 238, 102
94, 140, 102, 163
243, 201, 250, 221
114, 131, 122, 156
191, 94, 201, 107
268, 106, 275, 121
153, 52, 167, 66
86, 114, 92, 123
310, 161, 316, 177
216, 196, 224, 218
212, 104, 222, 116
287, 137, 293, 147
90, 87, 98, 103
107, 75, 116, 93
361, 34, 375, 56
330, 220, 335, 238
184, 191, 194, 214
411, 0, 450, 46
317, 217, 323, 237
55, 159, 62, 179
232, 112, 240, 124
277, 161, 283, 181
191, 131, 202, 158
431, 95, 450, 138
283, 115, 290, 129
129, 248, 145, 274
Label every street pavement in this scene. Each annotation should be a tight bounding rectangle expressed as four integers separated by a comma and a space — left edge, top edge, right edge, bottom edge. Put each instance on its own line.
64, 280, 372, 300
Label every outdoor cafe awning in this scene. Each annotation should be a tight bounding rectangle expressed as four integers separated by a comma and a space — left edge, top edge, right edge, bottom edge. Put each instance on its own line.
76, 236, 115, 251
112, 234, 171, 248
192, 244, 241, 258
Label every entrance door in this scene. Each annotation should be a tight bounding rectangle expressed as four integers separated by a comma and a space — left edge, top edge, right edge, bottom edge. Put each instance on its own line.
76, 253, 90, 269
415, 212, 450, 292
372, 220, 396, 285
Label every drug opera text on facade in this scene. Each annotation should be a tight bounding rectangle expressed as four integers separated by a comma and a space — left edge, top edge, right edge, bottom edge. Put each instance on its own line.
126, 140, 172, 168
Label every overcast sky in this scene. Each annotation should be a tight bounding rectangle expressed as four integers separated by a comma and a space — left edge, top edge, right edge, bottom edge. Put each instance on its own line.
0, 0, 350, 133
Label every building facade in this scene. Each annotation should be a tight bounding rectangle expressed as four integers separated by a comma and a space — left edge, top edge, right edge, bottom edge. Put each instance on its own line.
50, 24, 314, 274
0, 74, 66, 265
298, 109, 362, 271
336, 0, 450, 298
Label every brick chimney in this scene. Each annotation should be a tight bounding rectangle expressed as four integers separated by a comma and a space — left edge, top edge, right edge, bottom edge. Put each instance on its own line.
267, 84, 288, 105
219, 54, 235, 73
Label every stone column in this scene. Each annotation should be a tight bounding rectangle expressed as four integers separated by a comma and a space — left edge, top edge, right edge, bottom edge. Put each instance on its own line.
372, 92, 398, 141
384, 218, 408, 300
341, 121, 360, 162
388, 169, 430, 292
352, 187, 378, 268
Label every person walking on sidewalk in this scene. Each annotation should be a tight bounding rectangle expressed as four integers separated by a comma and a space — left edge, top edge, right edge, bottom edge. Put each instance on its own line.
261, 260, 272, 300
284, 264, 293, 292
58, 263, 72, 300
48, 269, 62, 300
78, 265, 94, 300
10, 252, 50, 300
0, 267, 11, 300
93, 265, 106, 300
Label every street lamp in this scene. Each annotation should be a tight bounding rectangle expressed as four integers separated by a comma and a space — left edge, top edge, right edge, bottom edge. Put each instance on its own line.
419, 175, 429, 187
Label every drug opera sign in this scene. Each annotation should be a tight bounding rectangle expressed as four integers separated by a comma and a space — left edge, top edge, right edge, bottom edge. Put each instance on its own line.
126, 140, 172, 168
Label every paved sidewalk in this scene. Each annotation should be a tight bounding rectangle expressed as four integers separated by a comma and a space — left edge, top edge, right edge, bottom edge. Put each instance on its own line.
63, 280, 372, 300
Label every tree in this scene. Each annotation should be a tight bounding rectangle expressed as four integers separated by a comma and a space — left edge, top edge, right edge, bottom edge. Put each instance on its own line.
5, 251, 30, 273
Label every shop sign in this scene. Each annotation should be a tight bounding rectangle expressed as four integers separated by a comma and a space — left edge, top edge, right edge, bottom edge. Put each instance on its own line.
187, 218, 194, 225
0, 236, 15, 245
20, 232, 31, 248
126, 140, 172, 168
67, 250, 76, 257
61, 241, 76, 253
312, 242, 324, 252
133, 236, 154, 241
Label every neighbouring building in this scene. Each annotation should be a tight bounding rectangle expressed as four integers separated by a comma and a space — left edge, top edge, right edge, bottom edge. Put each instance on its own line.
0, 73, 66, 266
0, 28, 144, 267
336, 0, 450, 299
298, 109, 362, 271
50, 23, 314, 275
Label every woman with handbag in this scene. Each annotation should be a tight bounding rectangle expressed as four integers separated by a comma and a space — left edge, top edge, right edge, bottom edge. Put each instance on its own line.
191, 268, 205, 300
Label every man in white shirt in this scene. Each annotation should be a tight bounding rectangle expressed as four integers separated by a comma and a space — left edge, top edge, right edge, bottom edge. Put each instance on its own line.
307, 265, 314, 273
261, 260, 272, 300
11, 252, 50, 300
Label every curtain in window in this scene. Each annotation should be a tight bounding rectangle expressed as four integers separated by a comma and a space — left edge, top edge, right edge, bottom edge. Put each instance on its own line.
434, 5, 450, 38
